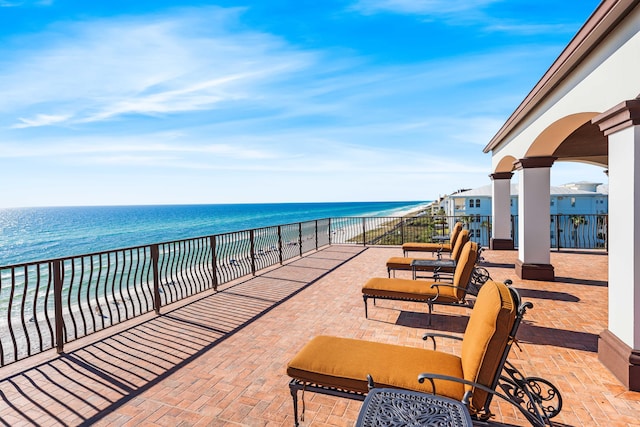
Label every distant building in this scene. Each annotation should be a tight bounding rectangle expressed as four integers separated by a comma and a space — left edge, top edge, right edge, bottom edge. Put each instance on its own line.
437, 182, 608, 242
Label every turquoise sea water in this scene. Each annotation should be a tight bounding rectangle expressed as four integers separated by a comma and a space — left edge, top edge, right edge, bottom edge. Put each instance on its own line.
0, 201, 428, 266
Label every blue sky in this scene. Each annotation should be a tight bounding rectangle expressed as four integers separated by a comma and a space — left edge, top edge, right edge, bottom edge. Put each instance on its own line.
0, 0, 605, 207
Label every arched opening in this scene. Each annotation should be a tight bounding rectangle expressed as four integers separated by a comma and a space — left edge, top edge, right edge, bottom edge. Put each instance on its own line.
526, 113, 607, 166
494, 155, 517, 173
551, 162, 608, 186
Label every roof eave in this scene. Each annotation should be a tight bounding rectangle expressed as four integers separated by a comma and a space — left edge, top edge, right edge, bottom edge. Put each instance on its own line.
483, 0, 640, 154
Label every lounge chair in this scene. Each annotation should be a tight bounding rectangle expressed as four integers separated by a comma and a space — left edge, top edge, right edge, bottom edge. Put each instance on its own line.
286, 280, 562, 426
386, 229, 470, 278
364, 241, 478, 324
402, 221, 463, 257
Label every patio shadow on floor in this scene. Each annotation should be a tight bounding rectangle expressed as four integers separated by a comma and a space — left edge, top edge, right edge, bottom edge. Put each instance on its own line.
0, 246, 366, 427
517, 322, 599, 352
516, 288, 580, 302
554, 276, 608, 287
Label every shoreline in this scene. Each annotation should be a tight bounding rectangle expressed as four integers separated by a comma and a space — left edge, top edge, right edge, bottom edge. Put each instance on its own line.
0, 201, 430, 267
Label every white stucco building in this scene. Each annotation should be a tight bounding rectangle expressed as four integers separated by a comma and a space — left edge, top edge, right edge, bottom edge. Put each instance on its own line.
444, 182, 608, 218
481, 0, 640, 391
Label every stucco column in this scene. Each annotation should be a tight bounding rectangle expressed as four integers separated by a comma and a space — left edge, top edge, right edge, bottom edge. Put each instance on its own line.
490, 172, 514, 250
513, 157, 556, 281
593, 97, 640, 391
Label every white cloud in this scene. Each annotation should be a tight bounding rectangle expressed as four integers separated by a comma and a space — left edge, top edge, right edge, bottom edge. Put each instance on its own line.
0, 138, 278, 161
0, 0, 51, 6
0, 7, 315, 127
351, 0, 499, 16
485, 23, 577, 35
439, 116, 506, 146
12, 113, 72, 128
0, 5, 571, 207
349, 0, 583, 37
0, 5, 551, 135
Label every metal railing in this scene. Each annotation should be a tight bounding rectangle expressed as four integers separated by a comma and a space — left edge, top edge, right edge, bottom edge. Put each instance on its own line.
329, 215, 493, 247
0, 213, 608, 367
511, 214, 608, 250
0, 218, 330, 367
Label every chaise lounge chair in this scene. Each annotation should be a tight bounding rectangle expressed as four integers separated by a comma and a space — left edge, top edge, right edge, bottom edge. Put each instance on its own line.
386, 229, 470, 278
364, 241, 478, 324
286, 280, 562, 426
402, 221, 463, 257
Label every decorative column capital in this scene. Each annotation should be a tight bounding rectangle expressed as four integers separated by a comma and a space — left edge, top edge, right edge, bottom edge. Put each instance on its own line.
513, 156, 557, 170
592, 97, 640, 136
489, 172, 513, 180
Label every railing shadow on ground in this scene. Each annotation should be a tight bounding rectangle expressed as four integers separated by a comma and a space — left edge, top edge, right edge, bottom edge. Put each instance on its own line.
0, 246, 365, 427
395, 311, 469, 334
386, 304, 597, 353
552, 248, 608, 256
515, 288, 580, 302
517, 322, 599, 353
554, 276, 608, 287
480, 262, 516, 269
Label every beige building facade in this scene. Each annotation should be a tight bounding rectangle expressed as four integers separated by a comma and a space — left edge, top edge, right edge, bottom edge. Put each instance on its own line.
483, 0, 640, 391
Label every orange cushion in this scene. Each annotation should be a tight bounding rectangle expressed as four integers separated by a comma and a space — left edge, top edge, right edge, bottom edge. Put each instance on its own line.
402, 242, 451, 252
386, 257, 414, 271
452, 241, 478, 300
450, 230, 470, 261
461, 280, 517, 411
287, 335, 465, 399
362, 277, 459, 303
401, 223, 463, 253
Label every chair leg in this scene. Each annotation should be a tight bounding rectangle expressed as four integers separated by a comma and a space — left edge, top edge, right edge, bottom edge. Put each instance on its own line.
427, 300, 433, 326
289, 381, 300, 426
363, 295, 369, 318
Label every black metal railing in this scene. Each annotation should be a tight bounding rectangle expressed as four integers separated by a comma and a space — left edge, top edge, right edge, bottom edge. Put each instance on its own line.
0, 213, 607, 367
0, 219, 328, 366
511, 214, 608, 250
329, 215, 494, 247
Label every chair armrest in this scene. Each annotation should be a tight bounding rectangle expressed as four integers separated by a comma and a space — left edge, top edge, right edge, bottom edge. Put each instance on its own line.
416, 274, 454, 282
429, 283, 469, 299
417, 373, 549, 427
422, 332, 462, 350
432, 273, 454, 283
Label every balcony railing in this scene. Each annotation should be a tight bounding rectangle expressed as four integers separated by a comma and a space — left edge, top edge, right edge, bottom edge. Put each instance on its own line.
511, 214, 608, 250
0, 213, 607, 367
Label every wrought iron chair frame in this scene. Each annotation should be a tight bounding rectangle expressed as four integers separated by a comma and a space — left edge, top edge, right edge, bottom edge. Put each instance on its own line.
364, 282, 474, 327
288, 284, 562, 426
419, 284, 561, 426
365, 254, 490, 326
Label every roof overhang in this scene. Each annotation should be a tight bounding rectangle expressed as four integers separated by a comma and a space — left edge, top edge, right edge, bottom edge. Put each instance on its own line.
483, 0, 640, 154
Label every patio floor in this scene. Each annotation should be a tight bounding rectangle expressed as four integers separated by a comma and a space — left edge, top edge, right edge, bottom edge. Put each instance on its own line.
0, 244, 638, 426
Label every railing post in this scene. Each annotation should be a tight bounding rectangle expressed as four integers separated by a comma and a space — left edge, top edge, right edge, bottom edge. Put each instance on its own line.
315, 220, 318, 250
151, 244, 161, 315
400, 218, 405, 244
250, 229, 256, 275
605, 214, 609, 252
362, 217, 366, 246
210, 236, 218, 291
278, 225, 283, 264
53, 260, 64, 354
328, 218, 332, 245
555, 215, 561, 251
298, 223, 303, 257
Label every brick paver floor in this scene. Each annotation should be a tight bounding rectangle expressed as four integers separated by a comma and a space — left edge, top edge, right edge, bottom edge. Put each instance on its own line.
1, 245, 638, 426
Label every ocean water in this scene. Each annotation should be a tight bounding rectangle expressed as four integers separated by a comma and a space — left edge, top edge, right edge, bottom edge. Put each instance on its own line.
0, 201, 428, 266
